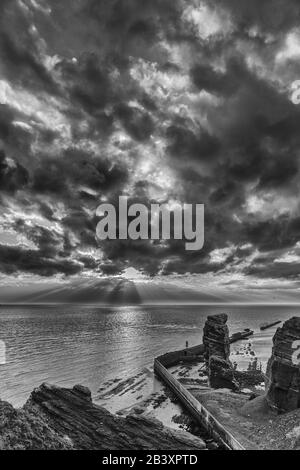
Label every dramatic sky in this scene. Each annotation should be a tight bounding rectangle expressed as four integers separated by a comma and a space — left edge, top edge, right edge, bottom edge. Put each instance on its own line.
1, 0, 300, 302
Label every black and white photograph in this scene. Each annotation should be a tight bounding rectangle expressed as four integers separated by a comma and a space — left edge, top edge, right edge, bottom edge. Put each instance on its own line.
1, 0, 300, 455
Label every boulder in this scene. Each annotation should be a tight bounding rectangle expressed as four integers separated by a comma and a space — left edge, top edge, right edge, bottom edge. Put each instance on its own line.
266, 317, 300, 413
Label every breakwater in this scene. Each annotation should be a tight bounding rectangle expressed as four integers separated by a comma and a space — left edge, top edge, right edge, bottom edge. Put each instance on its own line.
154, 337, 248, 450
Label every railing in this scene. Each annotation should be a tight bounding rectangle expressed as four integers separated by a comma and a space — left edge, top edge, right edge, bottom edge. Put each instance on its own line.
154, 354, 246, 450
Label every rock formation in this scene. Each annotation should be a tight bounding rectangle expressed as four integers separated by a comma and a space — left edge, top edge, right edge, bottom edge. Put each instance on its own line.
208, 356, 239, 391
202, 314, 264, 391
233, 369, 265, 388
203, 314, 238, 390
0, 383, 206, 450
203, 313, 230, 363
266, 317, 300, 413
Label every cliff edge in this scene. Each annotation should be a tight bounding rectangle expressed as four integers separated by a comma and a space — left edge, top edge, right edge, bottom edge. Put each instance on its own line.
0, 383, 206, 450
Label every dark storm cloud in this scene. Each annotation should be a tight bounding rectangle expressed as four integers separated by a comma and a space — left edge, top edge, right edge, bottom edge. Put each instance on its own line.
97, 238, 166, 277
181, 55, 299, 189
1, 0, 300, 282
213, 0, 300, 34
81, 0, 181, 40
0, 31, 58, 94
0, 0, 169, 278
29, 148, 130, 267
0, 245, 82, 277
100, 262, 124, 276
1, 216, 102, 277
32, 148, 128, 196
55, 51, 158, 143
191, 63, 238, 97
0, 103, 39, 167
115, 104, 154, 142
56, 54, 114, 117
13, 220, 62, 257
245, 252, 300, 279
0, 105, 14, 140
0, 149, 29, 193
209, 180, 239, 204
0, 1, 59, 95
167, 123, 220, 162
244, 216, 300, 253
258, 154, 298, 189
62, 210, 98, 251
0, 104, 31, 147
128, 19, 157, 42
160, 44, 300, 277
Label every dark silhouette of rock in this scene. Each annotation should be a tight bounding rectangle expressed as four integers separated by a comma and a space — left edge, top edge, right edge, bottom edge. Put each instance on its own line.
209, 356, 239, 391
203, 314, 230, 364
0, 383, 206, 450
266, 317, 300, 413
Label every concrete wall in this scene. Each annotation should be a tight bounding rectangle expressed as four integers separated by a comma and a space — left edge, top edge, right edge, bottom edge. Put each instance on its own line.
154, 358, 245, 450
156, 345, 204, 368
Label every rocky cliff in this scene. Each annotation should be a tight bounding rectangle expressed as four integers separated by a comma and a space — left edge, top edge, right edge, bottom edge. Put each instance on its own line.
266, 317, 300, 413
0, 383, 206, 450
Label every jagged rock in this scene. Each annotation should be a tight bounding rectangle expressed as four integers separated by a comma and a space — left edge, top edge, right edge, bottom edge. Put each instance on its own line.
266, 317, 300, 413
233, 370, 265, 389
0, 398, 73, 450
203, 314, 230, 364
0, 383, 206, 450
72, 384, 92, 401
208, 356, 239, 391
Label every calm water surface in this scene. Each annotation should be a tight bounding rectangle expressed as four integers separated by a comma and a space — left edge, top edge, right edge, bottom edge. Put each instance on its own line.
0, 304, 299, 406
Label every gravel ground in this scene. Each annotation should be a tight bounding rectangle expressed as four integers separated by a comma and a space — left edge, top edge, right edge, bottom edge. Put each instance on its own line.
192, 389, 300, 450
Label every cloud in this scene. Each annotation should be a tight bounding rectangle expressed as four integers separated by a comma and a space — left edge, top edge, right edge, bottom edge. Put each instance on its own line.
32, 148, 129, 197
0, 149, 29, 193
1, 0, 300, 285
115, 103, 154, 142
213, 0, 300, 35
0, 244, 82, 277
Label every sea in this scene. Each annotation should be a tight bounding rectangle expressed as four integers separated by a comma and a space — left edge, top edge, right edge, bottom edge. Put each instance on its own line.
0, 304, 299, 407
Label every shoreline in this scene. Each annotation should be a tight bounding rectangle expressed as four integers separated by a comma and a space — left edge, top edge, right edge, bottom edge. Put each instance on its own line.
0, 304, 294, 408
1, 317, 300, 450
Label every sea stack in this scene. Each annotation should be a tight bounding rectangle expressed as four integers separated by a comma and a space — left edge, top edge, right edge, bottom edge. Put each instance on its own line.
203, 314, 238, 390
266, 317, 300, 413
203, 313, 230, 363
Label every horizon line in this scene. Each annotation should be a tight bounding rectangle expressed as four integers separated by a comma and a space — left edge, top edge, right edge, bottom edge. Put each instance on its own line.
1, 302, 300, 307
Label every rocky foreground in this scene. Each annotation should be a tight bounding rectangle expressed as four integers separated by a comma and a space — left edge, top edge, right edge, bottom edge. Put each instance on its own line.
0, 383, 206, 450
